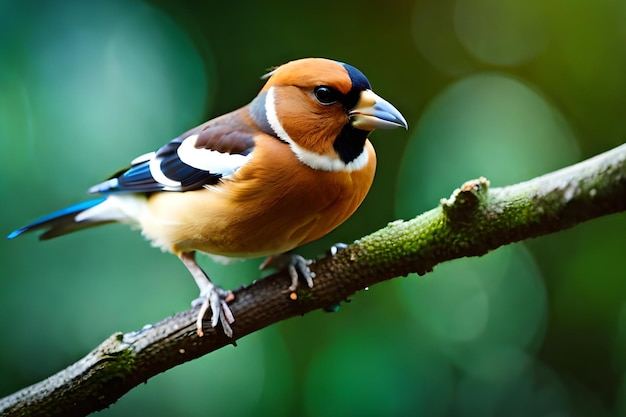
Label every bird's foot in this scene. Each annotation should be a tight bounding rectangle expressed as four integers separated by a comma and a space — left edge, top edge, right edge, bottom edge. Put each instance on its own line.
260, 245, 347, 299
192, 284, 235, 337
260, 253, 315, 297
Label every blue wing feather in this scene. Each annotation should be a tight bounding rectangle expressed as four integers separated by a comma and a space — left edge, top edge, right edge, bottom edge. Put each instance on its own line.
7, 198, 106, 239
115, 162, 168, 193
118, 163, 157, 190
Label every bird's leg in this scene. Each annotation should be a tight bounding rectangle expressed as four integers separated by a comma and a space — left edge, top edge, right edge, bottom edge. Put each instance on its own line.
178, 251, 235, 337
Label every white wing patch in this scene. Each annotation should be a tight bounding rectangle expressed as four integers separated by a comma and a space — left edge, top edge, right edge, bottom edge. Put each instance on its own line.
177, 134, 251, 176
149, 157, 182, 189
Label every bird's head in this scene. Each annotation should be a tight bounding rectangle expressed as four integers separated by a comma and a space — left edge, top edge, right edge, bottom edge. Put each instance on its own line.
248, 58, 408, 172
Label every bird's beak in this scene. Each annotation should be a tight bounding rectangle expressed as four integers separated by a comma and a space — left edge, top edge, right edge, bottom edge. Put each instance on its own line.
349, 89, 408, 131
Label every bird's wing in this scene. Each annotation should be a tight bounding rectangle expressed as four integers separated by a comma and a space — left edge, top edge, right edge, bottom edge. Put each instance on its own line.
89, 113, 256, 194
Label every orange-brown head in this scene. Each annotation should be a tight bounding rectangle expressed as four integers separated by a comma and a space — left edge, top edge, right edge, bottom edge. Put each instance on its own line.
248, 58, 408, 172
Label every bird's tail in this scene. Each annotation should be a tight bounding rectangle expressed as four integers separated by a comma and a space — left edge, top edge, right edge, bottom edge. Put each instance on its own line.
7, 198, 111, 240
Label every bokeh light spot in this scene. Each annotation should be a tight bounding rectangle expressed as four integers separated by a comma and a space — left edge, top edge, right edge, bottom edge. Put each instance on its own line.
412, 0, 478, 75
454, 0, 549, 66
396, 72, 579, 215
17, 0, 213, 195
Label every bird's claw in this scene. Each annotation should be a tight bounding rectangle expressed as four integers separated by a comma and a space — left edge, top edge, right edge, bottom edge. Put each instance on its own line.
260, 253, 315, 294
287, 255, 314, 291
193, 284, 235, 337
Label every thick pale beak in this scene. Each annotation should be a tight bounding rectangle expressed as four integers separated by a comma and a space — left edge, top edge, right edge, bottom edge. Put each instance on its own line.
349, 89, 408, 131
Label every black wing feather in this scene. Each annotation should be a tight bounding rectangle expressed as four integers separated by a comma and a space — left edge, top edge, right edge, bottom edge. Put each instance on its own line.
88, 118, 256, 195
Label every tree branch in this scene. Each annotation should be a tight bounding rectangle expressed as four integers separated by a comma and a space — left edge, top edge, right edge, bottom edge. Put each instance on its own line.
2, 143, 626, 417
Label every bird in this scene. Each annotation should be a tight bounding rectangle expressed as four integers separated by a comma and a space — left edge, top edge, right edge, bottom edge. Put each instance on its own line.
7, 57, 408, 337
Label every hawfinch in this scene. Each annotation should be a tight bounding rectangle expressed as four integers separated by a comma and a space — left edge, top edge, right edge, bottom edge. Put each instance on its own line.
8, 58, 408, 337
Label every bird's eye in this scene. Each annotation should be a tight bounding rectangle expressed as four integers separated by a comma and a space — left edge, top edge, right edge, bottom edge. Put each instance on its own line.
314, 86, 338, 105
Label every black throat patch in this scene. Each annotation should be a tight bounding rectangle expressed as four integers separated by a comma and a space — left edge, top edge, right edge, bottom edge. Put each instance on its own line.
333, 124, 368, 164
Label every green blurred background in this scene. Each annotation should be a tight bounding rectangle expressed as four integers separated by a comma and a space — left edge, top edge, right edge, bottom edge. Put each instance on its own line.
1, 0, 625, 415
